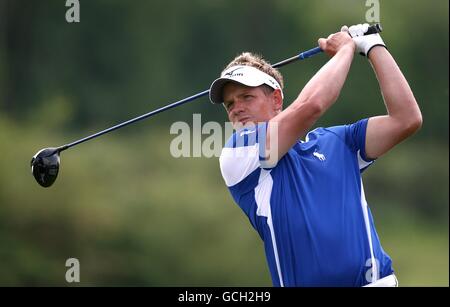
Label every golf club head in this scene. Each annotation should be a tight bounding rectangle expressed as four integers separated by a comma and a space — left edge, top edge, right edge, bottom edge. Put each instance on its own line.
31, 148, 61, 188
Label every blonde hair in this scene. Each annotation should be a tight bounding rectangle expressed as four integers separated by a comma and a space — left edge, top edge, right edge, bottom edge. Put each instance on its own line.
223, 52, 284, 90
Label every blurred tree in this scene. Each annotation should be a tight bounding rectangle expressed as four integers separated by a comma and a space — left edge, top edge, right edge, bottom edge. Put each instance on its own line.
0, 0, 448, 286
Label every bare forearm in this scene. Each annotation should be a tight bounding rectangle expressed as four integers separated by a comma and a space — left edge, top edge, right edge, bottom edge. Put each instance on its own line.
365, 47, 422, 159
369, 47, 421, 121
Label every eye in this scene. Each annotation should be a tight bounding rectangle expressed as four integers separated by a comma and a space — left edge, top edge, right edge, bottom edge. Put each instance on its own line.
244, 95, 254, 100
224, 102, 233, 111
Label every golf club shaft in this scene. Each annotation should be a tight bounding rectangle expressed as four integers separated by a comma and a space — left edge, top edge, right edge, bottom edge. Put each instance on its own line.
57, 90, 210, 152
57, 23, 382, 152
56, 49, 321, 152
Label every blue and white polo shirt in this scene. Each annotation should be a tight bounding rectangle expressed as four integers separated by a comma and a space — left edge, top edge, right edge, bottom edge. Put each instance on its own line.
219, 118, 393, 287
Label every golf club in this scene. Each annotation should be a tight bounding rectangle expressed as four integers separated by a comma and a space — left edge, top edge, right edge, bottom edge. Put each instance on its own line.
31, 24, 382, 188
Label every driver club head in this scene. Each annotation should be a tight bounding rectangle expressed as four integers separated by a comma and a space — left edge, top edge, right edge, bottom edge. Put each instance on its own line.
31, 148, 61, 188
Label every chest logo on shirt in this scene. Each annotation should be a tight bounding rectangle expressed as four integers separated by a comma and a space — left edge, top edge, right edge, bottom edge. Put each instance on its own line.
240, 130, 256, 137
313, 150, 326, 161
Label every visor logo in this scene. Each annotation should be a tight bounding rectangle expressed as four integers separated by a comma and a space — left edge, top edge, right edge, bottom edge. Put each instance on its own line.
224, 67, 244, 78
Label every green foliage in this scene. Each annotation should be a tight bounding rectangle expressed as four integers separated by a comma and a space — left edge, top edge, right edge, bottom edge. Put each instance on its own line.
0, 114, 448, 286
0, 0, 448, 286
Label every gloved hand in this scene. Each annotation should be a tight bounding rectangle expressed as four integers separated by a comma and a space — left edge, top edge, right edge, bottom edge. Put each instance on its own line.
341, 23, 386, 57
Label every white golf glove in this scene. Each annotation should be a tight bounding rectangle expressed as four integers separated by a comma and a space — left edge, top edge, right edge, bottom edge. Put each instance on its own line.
341, 23, 386, 57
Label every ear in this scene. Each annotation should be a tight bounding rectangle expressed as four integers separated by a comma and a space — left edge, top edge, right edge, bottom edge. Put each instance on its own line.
272, 89, 283, 113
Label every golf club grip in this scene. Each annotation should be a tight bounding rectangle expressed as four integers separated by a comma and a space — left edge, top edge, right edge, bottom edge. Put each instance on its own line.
272, 47, 322, 68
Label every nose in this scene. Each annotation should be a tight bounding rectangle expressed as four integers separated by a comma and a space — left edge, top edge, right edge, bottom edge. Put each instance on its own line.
230, 99, 245, 117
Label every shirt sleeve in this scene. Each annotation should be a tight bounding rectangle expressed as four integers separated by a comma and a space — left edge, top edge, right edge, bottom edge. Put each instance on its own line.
219, 123, 269, 187
327, 118, 375, 171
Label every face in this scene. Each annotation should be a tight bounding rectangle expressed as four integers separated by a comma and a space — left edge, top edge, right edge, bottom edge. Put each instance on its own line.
222, 82, 282, 128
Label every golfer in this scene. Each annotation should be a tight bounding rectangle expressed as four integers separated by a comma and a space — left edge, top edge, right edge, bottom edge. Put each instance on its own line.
209, 24, 422, 287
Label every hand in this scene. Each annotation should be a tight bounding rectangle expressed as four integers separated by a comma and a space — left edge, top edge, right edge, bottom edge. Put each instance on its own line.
318, 31, 356, 57
342, 23, 386, 57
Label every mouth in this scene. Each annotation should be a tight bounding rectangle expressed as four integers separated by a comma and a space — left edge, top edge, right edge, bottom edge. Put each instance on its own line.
236, 117, 252, 125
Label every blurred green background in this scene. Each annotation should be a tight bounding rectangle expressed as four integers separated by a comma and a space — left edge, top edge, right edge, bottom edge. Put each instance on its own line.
0, 0, 448, 286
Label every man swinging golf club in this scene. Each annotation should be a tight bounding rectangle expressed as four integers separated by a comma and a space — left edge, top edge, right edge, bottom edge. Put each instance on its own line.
209, 24, 422, 287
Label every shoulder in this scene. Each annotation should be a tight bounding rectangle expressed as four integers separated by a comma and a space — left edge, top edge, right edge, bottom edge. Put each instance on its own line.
220, 123, 268, 187
313, 119, 370, 146
322, 119, 374, 167
324, 119, 369, 136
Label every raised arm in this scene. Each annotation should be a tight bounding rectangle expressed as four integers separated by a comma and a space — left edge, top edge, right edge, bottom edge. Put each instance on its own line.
365, 47, 423, 159
265, 31, 355, 166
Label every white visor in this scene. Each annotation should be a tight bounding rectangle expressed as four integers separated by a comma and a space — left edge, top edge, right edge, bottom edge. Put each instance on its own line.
209, 65, 283, 104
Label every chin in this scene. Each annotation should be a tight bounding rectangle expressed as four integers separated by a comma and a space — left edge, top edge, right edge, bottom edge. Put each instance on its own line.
234, 121, 256, 129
